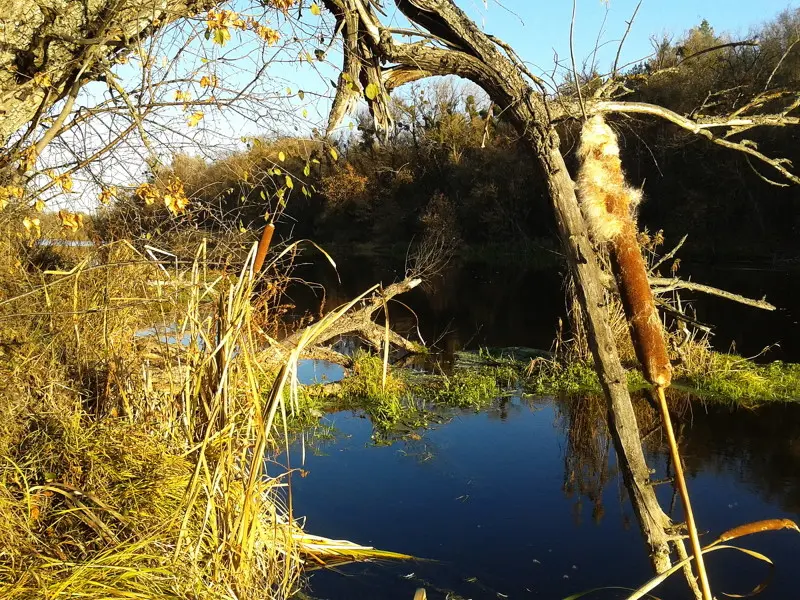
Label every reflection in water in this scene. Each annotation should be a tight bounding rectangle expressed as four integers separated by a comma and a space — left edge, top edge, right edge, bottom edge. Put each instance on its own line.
288, 258, 800, 363
558, 396, 617, 527
281, 257, 800, 598
285, 397, 800, 600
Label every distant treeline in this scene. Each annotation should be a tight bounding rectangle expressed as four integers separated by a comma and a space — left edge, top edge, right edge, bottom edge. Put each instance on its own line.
98, 11, 800, 262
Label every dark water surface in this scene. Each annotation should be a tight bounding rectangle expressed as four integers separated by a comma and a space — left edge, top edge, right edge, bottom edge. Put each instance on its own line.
280, 257, 800, 599
289, 257, 800, 363
281, 400, 800, 600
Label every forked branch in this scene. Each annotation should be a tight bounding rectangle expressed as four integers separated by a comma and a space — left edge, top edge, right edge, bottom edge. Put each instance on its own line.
594, 101, 800, 186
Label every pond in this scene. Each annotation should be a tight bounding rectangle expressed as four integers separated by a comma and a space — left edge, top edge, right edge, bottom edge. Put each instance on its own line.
280, 398, 800, 600
289, 257, 800, 364
278, 256, 800, 599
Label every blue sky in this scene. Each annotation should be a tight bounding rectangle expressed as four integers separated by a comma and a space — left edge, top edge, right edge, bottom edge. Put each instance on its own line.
460, 0, 797, 77
269, 0, 800, 130
50, 0, 799, 210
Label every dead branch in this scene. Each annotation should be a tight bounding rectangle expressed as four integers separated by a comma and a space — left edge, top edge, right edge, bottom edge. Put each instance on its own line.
594, 100, 800, 185
612, 1, 642, 77
648, 234, 688, 275
676, 39, 760, 67
649, 277, 776, 311
275, 276, 424, 360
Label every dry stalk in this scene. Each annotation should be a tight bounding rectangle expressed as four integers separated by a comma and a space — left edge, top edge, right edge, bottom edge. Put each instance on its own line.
577, 115, 711, 600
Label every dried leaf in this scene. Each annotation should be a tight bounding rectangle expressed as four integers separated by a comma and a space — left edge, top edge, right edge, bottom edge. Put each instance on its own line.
187, 112, 204, 127
58, 210, 84, 232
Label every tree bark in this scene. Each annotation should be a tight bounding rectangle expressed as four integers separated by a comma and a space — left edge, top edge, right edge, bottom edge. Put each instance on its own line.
327, 0, 675, 571
537, 139, 673, 572
0, 0, 218, 148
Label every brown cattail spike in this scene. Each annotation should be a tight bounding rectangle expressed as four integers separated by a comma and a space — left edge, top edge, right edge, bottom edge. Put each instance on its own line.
253, 223, 275, 274
577, 115, 671, 388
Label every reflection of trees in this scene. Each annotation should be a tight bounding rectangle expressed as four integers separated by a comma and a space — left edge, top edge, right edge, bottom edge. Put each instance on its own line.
289, 258, 565, 357
556, 394, 664, 526
560, 392, 800, 527
675, 403, 800, 514
557, 396, 616, 525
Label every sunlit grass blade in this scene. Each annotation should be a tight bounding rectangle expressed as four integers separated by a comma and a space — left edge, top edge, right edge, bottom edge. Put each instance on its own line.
625, 544, 774, 600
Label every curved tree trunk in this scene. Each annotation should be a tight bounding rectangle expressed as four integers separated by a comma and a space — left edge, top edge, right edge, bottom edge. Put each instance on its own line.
322, 0, 676, 571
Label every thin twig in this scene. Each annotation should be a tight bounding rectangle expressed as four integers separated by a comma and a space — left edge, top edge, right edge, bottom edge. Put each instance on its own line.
648, 234, 688, 275
765, 39, 799, 91
569, 0, 586, 120
612, 1, 642, 76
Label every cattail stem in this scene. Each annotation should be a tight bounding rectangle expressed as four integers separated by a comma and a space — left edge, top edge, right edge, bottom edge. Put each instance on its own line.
253, 223, 275, 274
656, 385, 713, 600
577, 115, 711, 597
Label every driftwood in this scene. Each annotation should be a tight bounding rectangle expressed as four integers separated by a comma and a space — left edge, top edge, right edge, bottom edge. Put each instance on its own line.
650, 277, 777, 311
261, 276, 425, 366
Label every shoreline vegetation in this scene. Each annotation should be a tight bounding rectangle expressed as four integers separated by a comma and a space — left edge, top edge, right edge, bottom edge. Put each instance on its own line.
2, 1, 800, 598
1, 218, 797, 598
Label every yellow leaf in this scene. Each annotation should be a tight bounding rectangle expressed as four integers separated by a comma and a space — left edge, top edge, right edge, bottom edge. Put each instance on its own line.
34, 199, 45, 212
163, 178, 189, 216
98, 186, 117, 205
365, 83, 379, 100
254, 25, 280, 45
0, 186, 23, 210
58, 210, 84, 232
213, 27, 231, 46
53, 172, 73, 193
135, 183, 160, 205
23, 217, 41, 237
285, 174, 294, 189
33, 72, 52, 88
20, 146, 38, 172
278, 151, 285, 162
187, 112, 204, 127
310, 2, 321, 16
329, 147, 339, 161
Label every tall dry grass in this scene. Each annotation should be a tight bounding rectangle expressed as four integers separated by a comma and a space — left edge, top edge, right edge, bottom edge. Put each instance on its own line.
0, 213, 407, 599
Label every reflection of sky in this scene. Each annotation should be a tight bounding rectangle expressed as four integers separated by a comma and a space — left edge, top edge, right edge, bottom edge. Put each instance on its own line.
296, 358, 345, 384
285, 398, 800, 600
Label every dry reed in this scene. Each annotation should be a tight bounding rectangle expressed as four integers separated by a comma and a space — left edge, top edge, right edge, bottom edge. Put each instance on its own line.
0, 214, 409, 599
577, 114, 710, 600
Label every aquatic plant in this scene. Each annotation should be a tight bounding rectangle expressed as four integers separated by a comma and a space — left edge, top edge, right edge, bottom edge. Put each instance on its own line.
578, 115, 709, 597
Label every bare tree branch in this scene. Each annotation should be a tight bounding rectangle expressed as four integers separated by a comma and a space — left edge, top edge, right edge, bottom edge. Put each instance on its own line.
594, 100, 800, 185
650, 277, 777, 311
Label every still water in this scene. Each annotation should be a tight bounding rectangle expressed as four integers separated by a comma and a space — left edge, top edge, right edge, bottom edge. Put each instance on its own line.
280, 257, 800, 599
281, 399, 800, 600
289, 257, 800, 363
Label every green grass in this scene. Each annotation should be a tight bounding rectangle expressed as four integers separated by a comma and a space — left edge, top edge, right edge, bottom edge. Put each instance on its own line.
429, 369, 502, 408
682, 356, 800, 406
521, 351, 800, 406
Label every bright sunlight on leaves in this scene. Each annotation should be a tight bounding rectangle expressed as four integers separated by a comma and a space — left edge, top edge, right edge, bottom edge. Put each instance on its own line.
58, 210, 84, 232
187, 112, 204, 127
